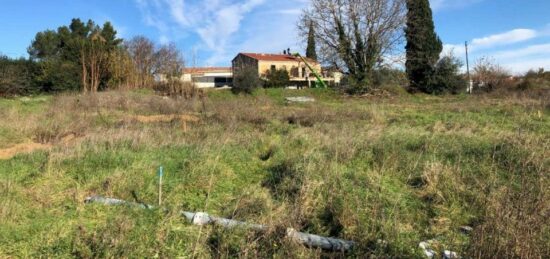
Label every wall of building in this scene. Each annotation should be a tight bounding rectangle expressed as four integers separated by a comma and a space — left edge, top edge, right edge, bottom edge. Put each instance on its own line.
232, 54, 322, 81
232, 55, 258, 76
257, 60, 322, 80
181, 70, 232, 88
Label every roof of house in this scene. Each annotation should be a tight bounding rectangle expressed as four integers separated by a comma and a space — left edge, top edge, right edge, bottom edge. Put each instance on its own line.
238, 53, 318, 63
183, 67, 232, 74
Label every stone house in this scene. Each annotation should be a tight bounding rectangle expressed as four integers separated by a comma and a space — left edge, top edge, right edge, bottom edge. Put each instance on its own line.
232, 53, 337, 87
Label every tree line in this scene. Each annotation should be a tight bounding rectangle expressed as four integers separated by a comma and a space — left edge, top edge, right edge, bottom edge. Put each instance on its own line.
2, 2, 544, 97
1, 18, 184, 97
299, 0, 485, 94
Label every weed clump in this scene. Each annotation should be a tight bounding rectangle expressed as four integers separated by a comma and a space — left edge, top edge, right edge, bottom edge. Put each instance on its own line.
262, 159, 304, 201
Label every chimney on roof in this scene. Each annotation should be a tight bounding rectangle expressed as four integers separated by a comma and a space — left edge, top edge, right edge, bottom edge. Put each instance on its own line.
283, 50, 287, 55
287, 48, 291, 55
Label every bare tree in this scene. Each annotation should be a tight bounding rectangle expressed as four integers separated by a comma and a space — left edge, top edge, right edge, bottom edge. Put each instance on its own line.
299, 0, 406, 88
473, 56, 510, 92
125, 36, 186, 93
125, 36, 155, 88
153, 43, 186, 95
153, 43, 184, 79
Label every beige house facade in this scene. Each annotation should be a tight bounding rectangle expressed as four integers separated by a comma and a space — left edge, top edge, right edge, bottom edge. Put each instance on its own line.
232, 53, 339, 87
181, 67, 232, 88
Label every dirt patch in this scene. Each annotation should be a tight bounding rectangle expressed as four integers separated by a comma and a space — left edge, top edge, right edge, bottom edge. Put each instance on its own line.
130, 114, 200, 131
0, 142, 52, 160
131, 114, 200, 123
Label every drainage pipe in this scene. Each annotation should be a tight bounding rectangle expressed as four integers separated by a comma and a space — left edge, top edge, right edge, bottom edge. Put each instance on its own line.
85, 196, 354, 252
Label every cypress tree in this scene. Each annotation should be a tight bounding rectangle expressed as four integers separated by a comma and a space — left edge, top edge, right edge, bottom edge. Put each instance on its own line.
405, 0, 442, 92
306, 22, 318, 61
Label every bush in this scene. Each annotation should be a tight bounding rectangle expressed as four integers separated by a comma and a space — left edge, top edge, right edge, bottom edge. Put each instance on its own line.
0, 56, 40, 96
372, 67, 408, 87
35, 59, 81, 92
153, 79, 199, 99
264, 68, 290, 88
428, 54, 467, 94
338, 75, 371, 95
473, 57, 512, 92
518, 68, 550, 91
232, 67, 261, 94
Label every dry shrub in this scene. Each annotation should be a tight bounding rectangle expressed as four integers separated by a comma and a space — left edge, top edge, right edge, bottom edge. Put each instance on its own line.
154, 80, 202, 99
418, 162, 462, 204
208, 97, 273, 128
468, 139, 550, 258
473, 57, 513, 93
469, 176, 550, 258
33, 94, 96, 143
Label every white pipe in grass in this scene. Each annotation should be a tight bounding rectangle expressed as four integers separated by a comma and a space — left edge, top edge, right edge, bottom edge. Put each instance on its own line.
85, 196, 354, 252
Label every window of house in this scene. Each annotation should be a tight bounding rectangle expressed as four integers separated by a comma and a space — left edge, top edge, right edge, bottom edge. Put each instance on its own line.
214, 77, 227, 83
271, 65, 276, 71
302, 67, 306, 78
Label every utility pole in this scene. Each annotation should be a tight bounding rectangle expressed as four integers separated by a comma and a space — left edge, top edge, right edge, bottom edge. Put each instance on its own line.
465, 41, 473, 93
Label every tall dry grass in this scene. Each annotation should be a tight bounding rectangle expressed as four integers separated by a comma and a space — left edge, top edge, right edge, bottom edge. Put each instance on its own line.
0, 89, 548, 258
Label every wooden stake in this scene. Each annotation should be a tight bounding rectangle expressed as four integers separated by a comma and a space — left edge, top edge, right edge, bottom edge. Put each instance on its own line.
158, 166, 163, 206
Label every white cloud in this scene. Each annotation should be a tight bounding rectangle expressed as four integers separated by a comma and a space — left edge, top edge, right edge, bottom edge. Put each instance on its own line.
501, 58, 550, 74
493, 43, 550, 60
277, 9, 302, 15
135, 0, 309, 66
444, 28, 538, 56
165, 0, 189, 27
197, 0, 265, 50
471, 29, 537, 48
444, 27, 550, 73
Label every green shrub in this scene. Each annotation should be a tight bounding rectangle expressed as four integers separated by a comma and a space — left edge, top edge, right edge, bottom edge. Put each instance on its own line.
428, 54, 467, 94
339, 75, 371, 95
372, 67, 408, 87
232, 67, 261, 94
518, 68, 550, 90
0, 56, 40, 96
34, 59, 81, 92
264, 68, 290, 88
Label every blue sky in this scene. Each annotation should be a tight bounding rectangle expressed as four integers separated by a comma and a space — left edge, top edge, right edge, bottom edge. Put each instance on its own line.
1, 0, 549, 73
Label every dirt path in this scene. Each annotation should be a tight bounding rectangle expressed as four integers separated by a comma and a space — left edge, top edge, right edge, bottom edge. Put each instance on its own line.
0, 114, 199, 160
131, 114, 200, 123
130, 114, 200, 131
0, 142, 52, 160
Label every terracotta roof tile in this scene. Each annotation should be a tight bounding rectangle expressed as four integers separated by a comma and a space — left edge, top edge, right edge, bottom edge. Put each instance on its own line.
239, 53, 318, 63
183, 67, 232, 74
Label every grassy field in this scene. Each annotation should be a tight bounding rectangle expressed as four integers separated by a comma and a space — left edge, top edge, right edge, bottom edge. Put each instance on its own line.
0, 88, 548, 258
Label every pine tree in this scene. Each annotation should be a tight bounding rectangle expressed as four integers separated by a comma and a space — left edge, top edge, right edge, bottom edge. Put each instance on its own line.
306, 22, 317, 61
405, 0, 442, 93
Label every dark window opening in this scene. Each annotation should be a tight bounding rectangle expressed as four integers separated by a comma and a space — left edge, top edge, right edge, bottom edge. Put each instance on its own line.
214, 77, 228, 83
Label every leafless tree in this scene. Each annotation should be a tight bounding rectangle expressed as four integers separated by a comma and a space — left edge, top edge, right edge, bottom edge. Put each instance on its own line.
153, 43, 184, 79
299, 0, 406, 85
125, 37, 185, 90
125, 36, 155, 88
153, 43, 186, 95
473, 56, 511, 92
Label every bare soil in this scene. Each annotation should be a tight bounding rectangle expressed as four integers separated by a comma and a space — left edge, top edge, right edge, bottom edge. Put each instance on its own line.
0, 142, 52, 160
